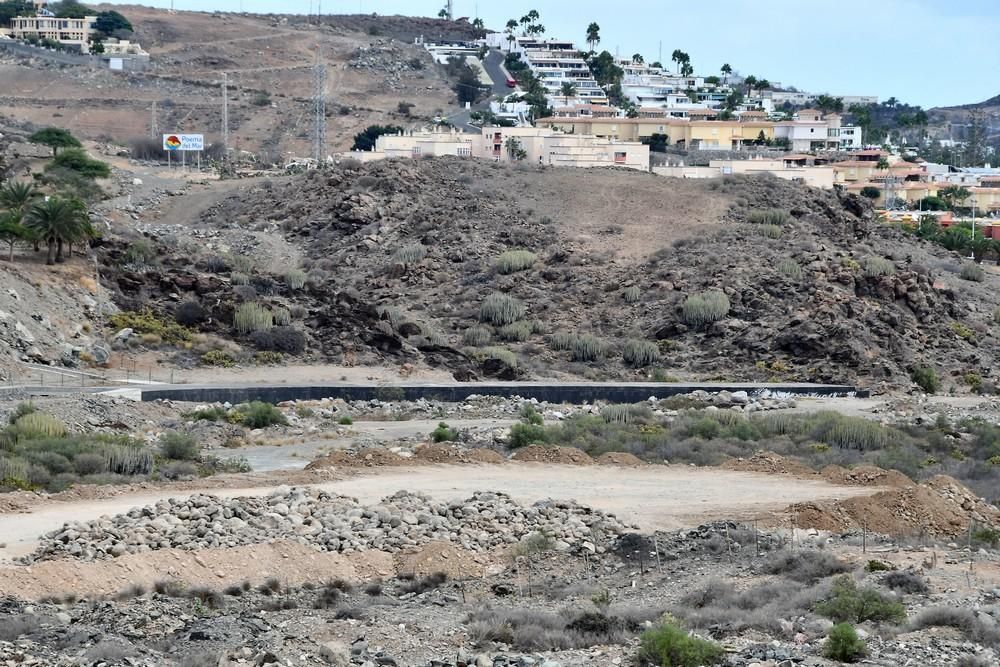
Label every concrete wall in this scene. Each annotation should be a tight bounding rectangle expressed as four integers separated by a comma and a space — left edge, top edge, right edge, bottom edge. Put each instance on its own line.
0, 39, 148, 70
139, 382, 865, 404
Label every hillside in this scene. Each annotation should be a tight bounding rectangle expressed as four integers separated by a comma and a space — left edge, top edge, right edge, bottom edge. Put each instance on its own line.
0, 5, 460, 160
85, 158, 999, 391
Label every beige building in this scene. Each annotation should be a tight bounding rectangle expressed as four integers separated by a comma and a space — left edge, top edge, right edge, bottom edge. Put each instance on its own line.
340, 127, 650, 171
536, 116, 775, 150
7, 11, 98, 53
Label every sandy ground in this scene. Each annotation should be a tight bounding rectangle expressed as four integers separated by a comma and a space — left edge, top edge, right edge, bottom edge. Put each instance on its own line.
0, 464, 878, 564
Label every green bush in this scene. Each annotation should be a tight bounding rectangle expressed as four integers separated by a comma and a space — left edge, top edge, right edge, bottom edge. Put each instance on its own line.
571, 334, 610, 362
233, 302, 274, 335
747, 209, 790, 225
682, 291, 730, 327
236, 402, 287, 429
272, 307, 291, 327
338, 416, 353, 425
463, 324, 492, 347
520, 404, 543, 425
823, 623, 867, 663
952, 321, 975, 341
960, 263, 985, 282
508, 423, 547, 449
638, 621, 724, 667
49, 148, 110, 178
480, 293, 525, 326
431, 422, 458, 442
910, 366, 939, 394
159, 432, 200, 461
823, 416, 901, 451
814, 575, 906, 624
498, 321, 533, 342
496, 250, 537, 274
109, 310, 192, 344
254, 351, 284, 365
185, 406, 228, 422
201, 350, 235, 367
623, 285, 641, 303
622, 339, 660, 367
863, 256, 895, 278
229, 255, 254, 273
777, 258, 804, 279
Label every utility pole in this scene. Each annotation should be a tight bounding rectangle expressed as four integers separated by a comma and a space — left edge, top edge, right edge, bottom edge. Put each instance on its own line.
313, 49, 326, 164
150, 100, 157, 139
221, 72, 229, 157
447, 0, 453, 20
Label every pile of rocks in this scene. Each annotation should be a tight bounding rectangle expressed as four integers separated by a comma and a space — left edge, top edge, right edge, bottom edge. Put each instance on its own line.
31, 488, 632, 562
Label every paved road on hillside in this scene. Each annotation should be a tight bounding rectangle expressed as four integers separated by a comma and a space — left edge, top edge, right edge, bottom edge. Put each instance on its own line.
445, 48, 509, 131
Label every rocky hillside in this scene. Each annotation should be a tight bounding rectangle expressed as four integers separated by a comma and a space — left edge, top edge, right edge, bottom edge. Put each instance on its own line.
94, 158, 999, 391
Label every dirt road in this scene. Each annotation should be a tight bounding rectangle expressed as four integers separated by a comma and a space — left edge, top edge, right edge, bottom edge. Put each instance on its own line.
0, 464, 878, 563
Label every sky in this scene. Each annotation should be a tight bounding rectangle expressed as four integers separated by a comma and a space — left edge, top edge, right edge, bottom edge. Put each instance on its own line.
102, 0, 1000, 108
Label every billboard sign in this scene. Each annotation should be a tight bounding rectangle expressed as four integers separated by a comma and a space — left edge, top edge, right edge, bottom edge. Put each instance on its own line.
162, 134, 204, 151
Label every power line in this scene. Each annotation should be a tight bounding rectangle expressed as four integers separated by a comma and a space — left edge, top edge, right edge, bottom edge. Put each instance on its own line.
313, 49, 326, 163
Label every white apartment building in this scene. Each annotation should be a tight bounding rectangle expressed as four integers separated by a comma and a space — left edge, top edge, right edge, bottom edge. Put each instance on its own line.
773, 109, 863, 151
769, 90, 879, 108
484, 35, 608, 106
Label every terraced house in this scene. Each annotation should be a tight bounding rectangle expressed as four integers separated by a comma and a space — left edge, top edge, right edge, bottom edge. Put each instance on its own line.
4, 2, 97, 53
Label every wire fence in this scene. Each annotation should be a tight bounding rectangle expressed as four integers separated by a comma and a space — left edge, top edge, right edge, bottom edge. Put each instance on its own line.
3, 355, 185, 390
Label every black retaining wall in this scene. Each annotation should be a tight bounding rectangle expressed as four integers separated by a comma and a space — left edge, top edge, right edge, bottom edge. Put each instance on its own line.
141, 382, 867, 404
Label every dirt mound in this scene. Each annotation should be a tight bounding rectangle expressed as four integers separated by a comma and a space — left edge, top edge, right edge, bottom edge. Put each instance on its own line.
305, 448, 411, 469
413, 444, 505, 464
393, 541, 499, 579
511, 445, 594, 465
722, 451, 818, 477
92, 155, 999, 389
595, 452, 645, 467
821, 464, 912, 487
787, 474, 1000, 537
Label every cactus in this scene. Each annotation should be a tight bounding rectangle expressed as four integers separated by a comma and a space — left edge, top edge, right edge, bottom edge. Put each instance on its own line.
682, 291, 730, 327
272, 306, 291, 326
601, 403, 651, 424
747, 209, 790, 225
623, 285, 641, 303
233, 302, 274, 335
0, 455, 29, 482
376, 305, 403, 330
284, 269, 307, 289
622, 339, 660, 367
392, 244, 427, 265
103, 443, 154, 476
548, 332, 576, 351
479, 346, 517, 368
571, 334, 610, 361
498, 321, 533, 342
777, 258, 803, 279
480, 293, 525, 326
463, 324, 492, 347
13, 412, 66, 441
229, 254, 254, 273
862, 256, 895, 278
496, 250, 537, 274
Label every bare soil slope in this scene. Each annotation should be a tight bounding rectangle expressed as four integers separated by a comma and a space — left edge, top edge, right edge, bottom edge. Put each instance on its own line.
0, 6, 458, 158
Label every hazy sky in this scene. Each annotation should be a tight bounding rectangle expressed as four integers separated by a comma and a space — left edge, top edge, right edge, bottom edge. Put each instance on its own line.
104, 0, 999, 108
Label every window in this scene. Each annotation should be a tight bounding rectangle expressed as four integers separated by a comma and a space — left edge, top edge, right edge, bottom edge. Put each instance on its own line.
457, 147, 471, 156
614, 151, 627, 164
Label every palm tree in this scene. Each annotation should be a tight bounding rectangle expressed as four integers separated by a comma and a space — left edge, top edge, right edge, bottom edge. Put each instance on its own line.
631, 53, 644, 65
720, 63, 732, 82
755, 79, 770, 93
671, 49, 684, 73
506, 34, 516, 52
24, 196, 91, 264
560, 81, 578, 102
586, 22, 600, 53
0, 181, 39, 214
0, 211, 30, 262
744, 75, 758, 96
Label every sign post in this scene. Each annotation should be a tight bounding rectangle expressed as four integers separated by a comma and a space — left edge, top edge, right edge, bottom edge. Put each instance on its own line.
163, 134, 204, 172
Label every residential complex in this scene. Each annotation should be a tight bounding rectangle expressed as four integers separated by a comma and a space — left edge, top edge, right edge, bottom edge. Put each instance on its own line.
340, 126, 649, 171
4, 4, 98, 53
485, 34, 608, 106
